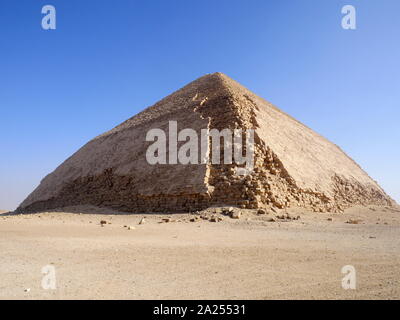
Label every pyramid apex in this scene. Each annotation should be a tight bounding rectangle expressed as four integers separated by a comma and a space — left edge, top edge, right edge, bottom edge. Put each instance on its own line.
189, 72, 245, 96
193, 72, 232, 82
210, 71, 228, 78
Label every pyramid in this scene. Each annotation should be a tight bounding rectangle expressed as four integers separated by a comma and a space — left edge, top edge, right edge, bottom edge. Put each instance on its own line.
18, 73, 395, 213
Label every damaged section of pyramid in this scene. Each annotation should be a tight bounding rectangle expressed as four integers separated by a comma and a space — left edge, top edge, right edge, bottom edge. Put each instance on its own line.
18, 73, 395, 213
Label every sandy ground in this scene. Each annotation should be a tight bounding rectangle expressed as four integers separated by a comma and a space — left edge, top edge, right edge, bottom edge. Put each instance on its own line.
0, 205, 399, 300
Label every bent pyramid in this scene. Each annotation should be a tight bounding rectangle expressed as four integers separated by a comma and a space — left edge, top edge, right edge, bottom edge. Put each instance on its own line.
18, 73, 394, 213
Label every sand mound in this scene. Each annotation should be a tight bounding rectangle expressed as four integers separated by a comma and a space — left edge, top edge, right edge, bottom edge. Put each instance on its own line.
18, 73, 395, 213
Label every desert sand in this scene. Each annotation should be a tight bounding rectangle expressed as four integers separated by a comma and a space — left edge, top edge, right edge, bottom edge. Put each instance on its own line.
1, 205, 399, 300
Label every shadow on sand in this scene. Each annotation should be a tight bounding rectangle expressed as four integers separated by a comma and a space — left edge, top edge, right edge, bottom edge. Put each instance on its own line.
0, 205, 191, 216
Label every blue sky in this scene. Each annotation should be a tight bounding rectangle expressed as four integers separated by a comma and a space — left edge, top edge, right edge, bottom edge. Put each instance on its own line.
0, 0, 399, 210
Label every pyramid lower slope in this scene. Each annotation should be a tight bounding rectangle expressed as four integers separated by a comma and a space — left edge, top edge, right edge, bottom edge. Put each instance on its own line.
18, 73, 394, 213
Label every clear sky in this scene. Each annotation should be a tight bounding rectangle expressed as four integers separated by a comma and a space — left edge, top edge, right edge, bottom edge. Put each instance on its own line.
1, 0, 399, 210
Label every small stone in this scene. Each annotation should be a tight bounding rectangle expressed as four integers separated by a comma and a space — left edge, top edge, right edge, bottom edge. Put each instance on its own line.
346, 219, 362, 224
327, 218, 333, 221
127, 226, 135, 230
100, 220, 107, 226
267, 218, 275, 222
162, 218, 171, 223
230, 211, 241, 219
210, 216, 218, 222
257, 209, 267, 215
24, 288, 30, 293
139, 217, 146, 225
275, 203, 284, 209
